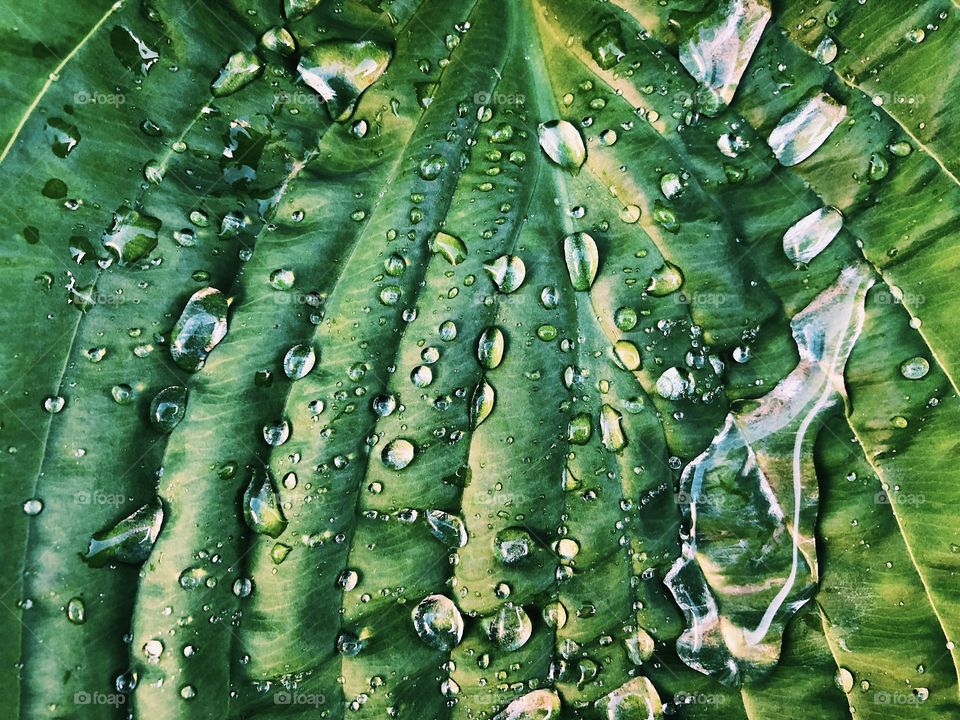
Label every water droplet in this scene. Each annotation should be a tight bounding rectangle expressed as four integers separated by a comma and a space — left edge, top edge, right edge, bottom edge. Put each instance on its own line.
481, 603, 532, 651
262, 419, 290, 446
211, 51, 263, 97
297, 40, 392, 121
477, 326, 506, 369
170, 287, 229, 372
261, 26, 297, 56
900, 356, 929, 380
66, 597, 86, 625
430, 231, 467, 265
655, 367, 694, 400
419, 154, 446, 180
484, 255, 526, 293
567, 413, 593, 445
679, 0, 771, 115
102, 205, 161, 265
242, 469, 288, 538
23, 498, 43, 515
411, 365, 433, 388
834, 667, 854, 693
412, 594, 464, 650
382, 438, 415, 470
815, 35, 838, 64
646, 261, 684, 296
495, 527, 534, 566
84, 498, 164, 567
283, 344, 317, 379
45, 118, 80, 158
111, 384, 135, 405
768, 92, 847, 166
425, 510, 468, 548
470, 379, 496, 429
783, 206, 843, 264
110, 25, 158, 75
284, 0, 322, 20
612, 340, 642, 371
599, 404, 627, 451
43, 396, 65, 414
539, 120, 586, 174
150, 386, 188, 433
562, 232, 599, 291
494, 690, 561, 720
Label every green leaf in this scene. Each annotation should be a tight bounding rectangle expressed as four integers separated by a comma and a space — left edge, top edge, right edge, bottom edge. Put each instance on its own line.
3, 0, 960, 718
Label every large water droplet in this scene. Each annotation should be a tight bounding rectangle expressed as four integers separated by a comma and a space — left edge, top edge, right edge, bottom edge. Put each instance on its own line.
412, 594, 464, 650
170, 288, 229, 371
110, 26, 159, 76
679, 0, 771, 115
470, 378, 496, 429
539, 120, 586, 174
84, 498, 164, 567
768, 92, 847, 166
484, 255, 526, 293
382, 438, 415, 470
425, 510, 468, 548
149, 386, 188, 433
430, 231, 467, 265
599, 404, 627, 451
477, 326, 506, 369
242, 469, 288, 538
783, 206, 843, 265
563, 232, 599, 291
493, 690, 561, 720
102, 205, 161, 265
495, 527, 534, 565
284, 0, 322, 20
45, 118, 80, 158
482, 603, 532, 651
297, 40, 392, 121
595, 676, 662, 720
283, 344, 317, 379
211, 51, 263, 97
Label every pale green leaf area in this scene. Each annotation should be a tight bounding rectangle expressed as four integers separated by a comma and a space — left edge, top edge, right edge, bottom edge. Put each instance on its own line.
1, 0, 958, 718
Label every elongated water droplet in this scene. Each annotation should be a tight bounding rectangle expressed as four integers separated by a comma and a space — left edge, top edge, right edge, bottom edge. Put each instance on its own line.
150, 386, 188, 433
477, 326, 506, 369
284, 0, 322, 20
170, 287, 228, 371
412, 594, 464, 650
539, 120, 586, 174
102, 205, 161, 265
679, 0, 771, 115
612, 340, 642, 371
567, 413, 593, 445
430, 231, 467, 265
563, 232, 599, 291
586, 21, 625, 70
470, 378, 496, 429
242, 469, 287, 538
783, 206, 843, 264
84, 498, 164, 567
211, 51, 263, 97
599, 404, 627, 451
815, 36, 838, 64
297, 40, 392, 121
768, 92, 847, 166
484, 255, 526, 293
482, 603, 532, 651
283, 344, 317, 379
66, 597, 86, 625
